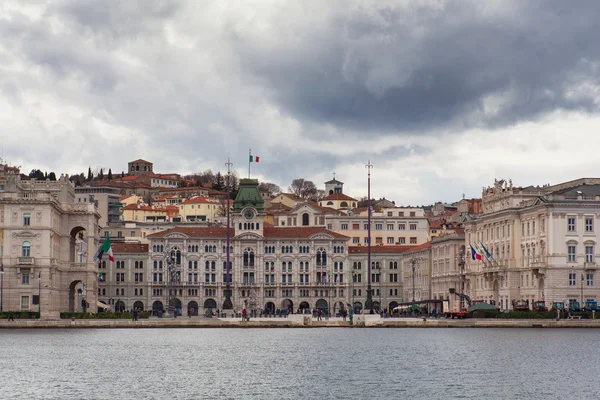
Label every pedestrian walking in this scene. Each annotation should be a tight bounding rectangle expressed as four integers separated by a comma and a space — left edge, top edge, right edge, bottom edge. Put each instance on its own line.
242, 308, 248, 321
8, 311, 14, 321
132, 309, 138, 321
317, 309, 322, 321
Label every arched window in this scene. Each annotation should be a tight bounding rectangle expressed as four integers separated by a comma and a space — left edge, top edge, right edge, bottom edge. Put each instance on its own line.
353, 262, 357, 269
22, 241, 31, 257
257, 223, 260, 229
140, 261, 143, 268
327, 201, 334, 206
159, 261, 163, 268
152, 245, 156, 252
243, 248, 255, 267
239, 223, 242, 230
290, 246, 293, 253
390, 261, 394, 269
102, 261, 107, 269
204, 245, 209, 252
358, 262, 361, 270
316, 248, 327, 266
188, 261, 193, 269
205, 261, 210, 270
340, 201, 348, 208
211, 261, 216, 269
213, 245, 217, 253
339, 262, 343, 270
251, 223, 255, 230
302, 213, 309, 226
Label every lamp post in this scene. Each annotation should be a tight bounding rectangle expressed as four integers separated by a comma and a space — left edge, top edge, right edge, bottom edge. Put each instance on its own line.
223, 158, 233, 311
0, 266, 4, 313
407, 256, 421, 305
365, 160, 374, 313
38, 272, 41, 315
581, 273, 585, 306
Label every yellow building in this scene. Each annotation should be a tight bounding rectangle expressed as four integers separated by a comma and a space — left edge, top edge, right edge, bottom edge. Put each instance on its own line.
120, 194, 142, 207
121, 204, 176, 223
319, 193, 358, 210
270, 193, 302, 209
179, 196, 221, 222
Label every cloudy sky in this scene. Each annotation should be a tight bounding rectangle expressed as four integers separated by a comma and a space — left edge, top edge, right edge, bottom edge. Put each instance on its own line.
2, 1, 600, 205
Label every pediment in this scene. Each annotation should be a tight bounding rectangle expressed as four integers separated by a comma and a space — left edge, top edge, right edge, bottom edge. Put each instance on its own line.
164, 232, 189, 239
235, 232, 263, 240
310, 233, 334, 240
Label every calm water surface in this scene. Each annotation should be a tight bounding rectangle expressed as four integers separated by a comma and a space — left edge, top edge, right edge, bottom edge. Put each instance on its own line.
1, 328, 599, 399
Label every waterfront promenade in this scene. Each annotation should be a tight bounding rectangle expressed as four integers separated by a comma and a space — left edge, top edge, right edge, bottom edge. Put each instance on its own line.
2, 316, 600, 328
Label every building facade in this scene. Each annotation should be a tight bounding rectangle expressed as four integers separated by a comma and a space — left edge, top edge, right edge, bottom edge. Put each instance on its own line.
0, 173, 100, 318
75, 185, 122, 227
402, 242, 432, 304
430, 232, 465, 310
464, 178, 600, 310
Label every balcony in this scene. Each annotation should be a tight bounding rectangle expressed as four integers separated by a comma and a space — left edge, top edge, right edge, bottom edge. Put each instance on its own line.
18, 257, 34, 265
584, 261, 597, 270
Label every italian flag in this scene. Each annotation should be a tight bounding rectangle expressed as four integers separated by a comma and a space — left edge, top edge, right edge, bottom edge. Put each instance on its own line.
94, 236, 115, 262
249, 155, 260, 162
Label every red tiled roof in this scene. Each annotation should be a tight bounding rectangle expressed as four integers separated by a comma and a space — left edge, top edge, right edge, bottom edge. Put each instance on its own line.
181, 196, 219, 205
403, 242, 432, 254
147, 226, 348, 240
129, 159, 152, 164
321, 193, 357, 201
348, 245, 414, 254
112, 243, 149, 253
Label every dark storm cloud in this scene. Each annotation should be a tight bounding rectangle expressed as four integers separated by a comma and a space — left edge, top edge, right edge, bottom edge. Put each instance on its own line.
233, 1, 600, 135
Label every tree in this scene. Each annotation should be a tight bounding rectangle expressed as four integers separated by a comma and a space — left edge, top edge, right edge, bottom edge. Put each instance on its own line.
87, 167, 92, 180
28, 169, 44, 180
48, 172, 57, 181
212, 172, 226, 192
288, 178, 317, 199
98, 168, 104, 180
121, 171, 125, 178
107, 169, 113, 181
258, 182, 281, 197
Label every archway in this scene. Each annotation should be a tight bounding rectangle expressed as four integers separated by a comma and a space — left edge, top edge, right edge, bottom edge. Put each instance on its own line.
69, 226, 88, 264
115, 300, 126, 313
316, 299, 328, 311
264, 301, 275, 314
299, 301, 310, 313
282, 299, 293, 312
389, 301, 399, 313
98, 301, 109, 313
173, 298, 182, 316
68, 280, 85, 312
204, 298, 217, 311
188, 301, 199, 316
353, 301, 363, 314
152, 301, 164, 316
133, 301, 144, 311
334, 301, 345, 314
373, 301, 381, 311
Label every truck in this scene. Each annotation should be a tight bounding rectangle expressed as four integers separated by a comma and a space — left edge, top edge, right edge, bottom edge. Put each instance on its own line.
584, 299, 600, 311
513, 299, 530, 311
533, 301, 548, 312
569, 300, 581, 312
442, 300, 468, 319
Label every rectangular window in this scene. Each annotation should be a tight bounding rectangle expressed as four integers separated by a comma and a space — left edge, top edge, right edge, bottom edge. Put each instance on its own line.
586, 217, 594, 232
398, 224, 405, 230
23, 213, 31, 226
117, 231, 123, 238
21, 295, 30, 310
352, 224, 360, 230
364, 224, 369, 230
569, 273, 577, 286
352, 237, 359, 244
364, 237, 370, 244
568, 245, 577, 262
568, 217, 576, 232
375, 224, 382, 230
341, 223, 348, 230
587, 273, 594, 286
410, 212, 416, 217
22, 273, 30, 285
130, 231, 136, 237
398, 212, 404, 217
410, 237, 417, 244
387, 224, 394, 230
586, 246, 594, 263
387, 237, 394, 244
410, 224, 417, 230
398, 237, 405, 244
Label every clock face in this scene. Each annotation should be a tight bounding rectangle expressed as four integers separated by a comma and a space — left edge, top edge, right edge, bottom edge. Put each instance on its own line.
243, 208, 255, 220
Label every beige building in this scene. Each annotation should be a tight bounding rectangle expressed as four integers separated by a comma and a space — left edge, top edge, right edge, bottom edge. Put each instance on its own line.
270, 193, 302, 209
430, 232, 466, 310
121, 204, 178, 223
348, 246, 407, 312
0, 173, 100, 318
327, 207, 430, 247
402, 242, 432, 303
178, 196, 222, 222
464, 178, 600, 310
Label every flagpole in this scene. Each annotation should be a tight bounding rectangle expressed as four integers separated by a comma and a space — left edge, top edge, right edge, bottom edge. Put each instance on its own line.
248, 148, 251, 179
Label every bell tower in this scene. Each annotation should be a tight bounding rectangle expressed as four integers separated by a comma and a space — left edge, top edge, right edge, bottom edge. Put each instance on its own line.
233, 179, 265, 236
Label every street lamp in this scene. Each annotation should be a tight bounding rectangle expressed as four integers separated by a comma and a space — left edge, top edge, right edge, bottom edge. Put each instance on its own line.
223, 158, 233, 311
0, 266, 4, 313
38, 272, 41, 315
365, 160, 374, 314
407, 256, 422, 305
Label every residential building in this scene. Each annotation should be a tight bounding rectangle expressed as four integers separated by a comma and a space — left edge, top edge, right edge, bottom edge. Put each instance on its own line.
128, 159, 154, 175
464, 178, 600, 310
430, 232, 466, 310
402, 242, 432, 303
327, 207, 429, 247
348, 246, 408, 312
75, 185, 122, 227
178, 196, 222, 222
121, 204, 178, 223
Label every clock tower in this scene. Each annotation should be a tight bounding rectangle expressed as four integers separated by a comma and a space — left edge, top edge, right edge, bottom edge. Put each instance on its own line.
233, 179, 265, 236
